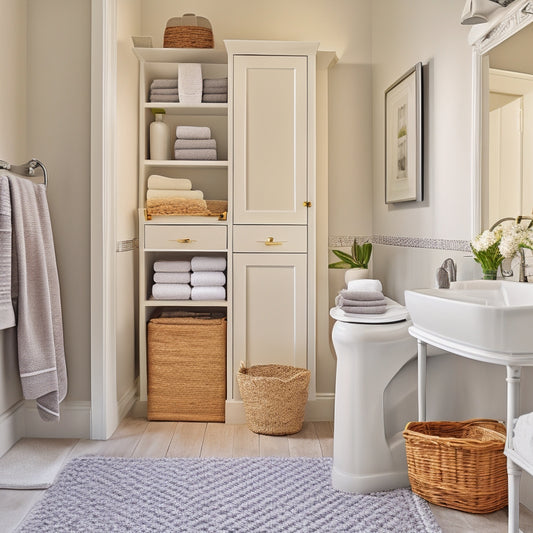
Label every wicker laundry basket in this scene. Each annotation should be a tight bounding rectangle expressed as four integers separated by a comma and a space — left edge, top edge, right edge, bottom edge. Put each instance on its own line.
163, 13, 214, 48
237, 363, 310, 435
147, 315, 226, 422
403, 418, 507, 513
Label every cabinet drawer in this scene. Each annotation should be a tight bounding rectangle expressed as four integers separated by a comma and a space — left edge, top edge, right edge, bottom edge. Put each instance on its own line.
145, 225, 227, 250
233, 225, 307, 253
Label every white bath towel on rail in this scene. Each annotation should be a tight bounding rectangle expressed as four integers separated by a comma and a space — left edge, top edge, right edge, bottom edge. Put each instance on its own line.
7, 174, 67, 422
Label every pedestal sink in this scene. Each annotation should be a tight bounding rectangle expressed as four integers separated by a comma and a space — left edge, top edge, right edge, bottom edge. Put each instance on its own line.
404, 279, 533, 533
404, 280, 533, 363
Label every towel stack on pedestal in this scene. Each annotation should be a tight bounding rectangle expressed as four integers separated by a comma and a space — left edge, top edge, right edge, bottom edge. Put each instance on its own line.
150, 79, 179, 102
152, 260, 191, 300
174, 126, 217, 161
336, 279, 386, 314
202, 77, 228, 103
190, 256, 226, 301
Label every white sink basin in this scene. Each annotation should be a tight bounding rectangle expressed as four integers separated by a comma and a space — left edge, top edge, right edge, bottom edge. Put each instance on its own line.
404, 280, 533, 356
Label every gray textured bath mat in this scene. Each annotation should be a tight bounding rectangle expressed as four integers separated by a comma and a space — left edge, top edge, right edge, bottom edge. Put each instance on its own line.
19, 456, 441, 532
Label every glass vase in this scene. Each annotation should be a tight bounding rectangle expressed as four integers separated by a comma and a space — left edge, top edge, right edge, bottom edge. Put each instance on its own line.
482, 268, 498, 280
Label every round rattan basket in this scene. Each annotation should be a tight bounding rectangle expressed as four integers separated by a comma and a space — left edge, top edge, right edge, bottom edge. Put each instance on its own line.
237, 363, 310, 435
403, 418, 507, 514
163, 14, 214, 48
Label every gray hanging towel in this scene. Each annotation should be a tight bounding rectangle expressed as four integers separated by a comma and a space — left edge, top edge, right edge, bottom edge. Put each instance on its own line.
0, 176, 15, 329
7, 174, 67, 421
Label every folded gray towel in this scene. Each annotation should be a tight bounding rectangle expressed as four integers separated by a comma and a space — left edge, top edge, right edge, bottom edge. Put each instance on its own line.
338, 296, 387, 307
341, 304, 387, 315
339, 289, 385, 302
150, 95, 179, 102
202, 87, 228, 94
174, 149, 217, 161
150, 88, 180, 95
151, 78, 179, 89
203, 78, 228, 88
176, 125, 211, 140
174, 139, 216, 150
202, 94, 227, 103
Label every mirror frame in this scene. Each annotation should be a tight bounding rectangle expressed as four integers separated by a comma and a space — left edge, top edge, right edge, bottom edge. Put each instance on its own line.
470, 0, 533, 234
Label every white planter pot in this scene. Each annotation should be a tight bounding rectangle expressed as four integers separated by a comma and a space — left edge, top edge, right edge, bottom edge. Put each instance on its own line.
344, 268, 369, 285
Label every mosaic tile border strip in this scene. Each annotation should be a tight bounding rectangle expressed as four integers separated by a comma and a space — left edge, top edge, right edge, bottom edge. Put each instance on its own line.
329, 235, 471, 252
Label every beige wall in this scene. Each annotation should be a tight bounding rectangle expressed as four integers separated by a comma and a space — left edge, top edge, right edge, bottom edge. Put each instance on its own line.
0, 0, 27, 418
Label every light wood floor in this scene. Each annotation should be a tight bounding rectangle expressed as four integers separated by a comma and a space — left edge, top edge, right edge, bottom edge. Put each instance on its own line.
2, 416, 533, 532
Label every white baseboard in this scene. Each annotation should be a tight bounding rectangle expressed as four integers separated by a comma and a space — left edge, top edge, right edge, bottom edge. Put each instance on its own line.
117, 382, 138, 421
23, 400, 91, 439
225, 393, 335, 425
0, 400, 25, 456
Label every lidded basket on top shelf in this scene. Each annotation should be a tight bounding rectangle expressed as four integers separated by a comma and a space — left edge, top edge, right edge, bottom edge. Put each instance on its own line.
163, 13, 214, 48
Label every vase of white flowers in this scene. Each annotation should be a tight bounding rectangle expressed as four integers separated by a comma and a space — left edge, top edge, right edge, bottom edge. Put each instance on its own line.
471, 222, 533, 280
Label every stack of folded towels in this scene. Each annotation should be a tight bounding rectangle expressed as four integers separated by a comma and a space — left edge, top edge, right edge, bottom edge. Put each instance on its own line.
190, 256, 226, 301
149, 79, 179, 103
174, 126, 217, 161
151, 260, 191, 300
336, 279, 387, 315
146, 174, 204, 202
202, 77, 228, 103
151, 256, 227, 301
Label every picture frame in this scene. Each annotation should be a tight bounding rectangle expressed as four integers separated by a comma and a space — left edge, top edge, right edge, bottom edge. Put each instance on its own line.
385, 62, 423, 204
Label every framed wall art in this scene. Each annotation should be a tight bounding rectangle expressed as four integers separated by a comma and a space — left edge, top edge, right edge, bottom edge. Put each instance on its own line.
385, 62, 423, 204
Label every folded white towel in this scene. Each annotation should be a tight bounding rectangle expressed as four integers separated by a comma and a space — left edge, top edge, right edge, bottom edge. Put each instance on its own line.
176, 126, 211, 140
513, 412, 533, 465
191, 271, 226, 287
203, 78, 228, 88
339, 289, 384, 302
191, 286, 226, 301
150, 95, 179, 103
152, 283, 191, 300
191, 256, 227, 272
178, 63, 203, 104
146, 189, 204, 200
147, 175, 192, 190
202, 94, 228, 103
153, 260, 191, 273
150, 88, 180, 95
153, 272, 191, 284
0, 176, 15, 330
347, 279, 383, 293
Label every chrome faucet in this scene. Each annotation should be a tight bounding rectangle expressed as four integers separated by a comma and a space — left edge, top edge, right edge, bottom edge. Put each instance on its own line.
436, 258, 456, 288
489, 216, 532, 283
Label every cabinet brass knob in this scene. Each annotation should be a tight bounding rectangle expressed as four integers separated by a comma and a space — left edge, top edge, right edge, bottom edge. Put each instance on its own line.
176, 238, 192, 243
264, 237, 282, 246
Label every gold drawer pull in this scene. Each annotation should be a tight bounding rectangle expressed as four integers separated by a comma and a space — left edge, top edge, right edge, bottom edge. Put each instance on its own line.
264, 237, 283, 246
173, 238, 193, 244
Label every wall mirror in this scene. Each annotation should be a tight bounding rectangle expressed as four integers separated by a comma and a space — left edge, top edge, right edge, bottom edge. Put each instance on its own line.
472, 1, 533, 233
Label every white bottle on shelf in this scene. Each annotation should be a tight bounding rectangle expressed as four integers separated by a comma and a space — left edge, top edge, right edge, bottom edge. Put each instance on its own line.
150, 113, 170, 160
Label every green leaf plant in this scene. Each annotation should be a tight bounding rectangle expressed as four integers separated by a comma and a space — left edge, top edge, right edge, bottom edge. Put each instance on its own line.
328, 238, 372, 269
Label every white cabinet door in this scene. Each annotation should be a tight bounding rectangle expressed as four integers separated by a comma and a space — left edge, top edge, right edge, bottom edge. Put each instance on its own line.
233, 55, 308, 224
232, 253, 307, 396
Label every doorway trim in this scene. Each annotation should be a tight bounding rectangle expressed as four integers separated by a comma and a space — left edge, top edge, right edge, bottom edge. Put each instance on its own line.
90, 0, 118, 440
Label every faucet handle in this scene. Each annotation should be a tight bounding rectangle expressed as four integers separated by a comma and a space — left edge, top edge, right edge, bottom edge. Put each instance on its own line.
441, 258, 457, 283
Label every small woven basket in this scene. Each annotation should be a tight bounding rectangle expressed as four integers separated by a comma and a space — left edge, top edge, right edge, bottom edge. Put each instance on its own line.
237, 363, 310, 435
403, 418, 507, 513
163, 13, 214, 49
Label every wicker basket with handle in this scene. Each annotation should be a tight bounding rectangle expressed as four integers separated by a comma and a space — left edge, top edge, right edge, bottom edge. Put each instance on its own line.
163, 13, 214, 48
403, 418, 507, 513
237, 363, 310, 435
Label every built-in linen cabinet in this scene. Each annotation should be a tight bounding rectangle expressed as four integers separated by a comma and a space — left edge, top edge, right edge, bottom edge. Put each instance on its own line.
225, 40, 318, 410
133, 46, 230, 403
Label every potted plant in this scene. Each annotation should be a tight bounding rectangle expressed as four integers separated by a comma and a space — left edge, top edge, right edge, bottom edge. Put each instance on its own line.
329, 238, 373, 283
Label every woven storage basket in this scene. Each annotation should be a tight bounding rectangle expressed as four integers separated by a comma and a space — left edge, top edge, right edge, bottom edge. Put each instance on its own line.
403, 418, 507, 513
237, 363, 311, 435
163, 13, 214, 48
147, 316, 226, 422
